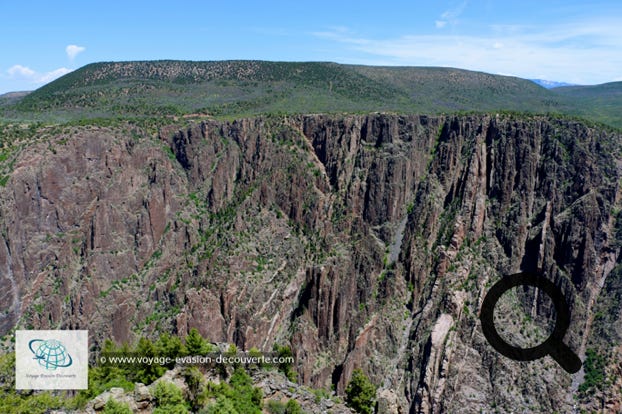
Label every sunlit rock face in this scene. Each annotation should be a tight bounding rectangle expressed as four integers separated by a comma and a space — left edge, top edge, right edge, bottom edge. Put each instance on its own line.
1, 114, 621, 412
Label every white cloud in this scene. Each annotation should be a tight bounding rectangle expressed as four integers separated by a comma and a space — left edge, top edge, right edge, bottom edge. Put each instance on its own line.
7, 65, 36, 78
312, 29, 371, 46
311, 20, 622, 85
436, 1, 468, 29
38, 67, 72, 83
66, 44, 86, 60
5, 65, 72, 84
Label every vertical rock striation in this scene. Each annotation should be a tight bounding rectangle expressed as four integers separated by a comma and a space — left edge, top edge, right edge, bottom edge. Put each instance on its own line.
0, 114, 620, 412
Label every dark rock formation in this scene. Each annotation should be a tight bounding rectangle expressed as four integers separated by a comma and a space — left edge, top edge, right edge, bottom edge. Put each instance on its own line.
1, 114, 620, 412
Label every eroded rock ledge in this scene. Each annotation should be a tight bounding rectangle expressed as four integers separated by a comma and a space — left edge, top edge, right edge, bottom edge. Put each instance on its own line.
1, 114, 621, 413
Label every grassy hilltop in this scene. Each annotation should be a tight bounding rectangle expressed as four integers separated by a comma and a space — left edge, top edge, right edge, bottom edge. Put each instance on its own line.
4, 60, 607, 124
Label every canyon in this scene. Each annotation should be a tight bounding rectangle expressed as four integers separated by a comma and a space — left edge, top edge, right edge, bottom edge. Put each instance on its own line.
1, 113, 621, 412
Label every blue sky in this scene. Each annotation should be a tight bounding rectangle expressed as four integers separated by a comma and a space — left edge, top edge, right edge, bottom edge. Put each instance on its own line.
1, 0, 621, 94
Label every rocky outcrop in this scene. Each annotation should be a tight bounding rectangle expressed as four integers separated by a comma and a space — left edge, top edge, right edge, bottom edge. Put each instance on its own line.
1, 114, 621, 413
69, 367, 352, 414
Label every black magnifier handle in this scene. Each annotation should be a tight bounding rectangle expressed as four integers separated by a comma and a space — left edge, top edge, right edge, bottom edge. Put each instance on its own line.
547, 341, 582, 374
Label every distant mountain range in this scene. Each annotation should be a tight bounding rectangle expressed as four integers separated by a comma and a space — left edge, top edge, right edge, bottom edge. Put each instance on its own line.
0, 91, 30, 107
1, 60, 620, 128
530, 79, 576, 89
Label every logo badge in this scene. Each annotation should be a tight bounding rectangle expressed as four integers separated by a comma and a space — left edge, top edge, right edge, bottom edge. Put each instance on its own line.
29, 338, 73, 369
16, 330, 88, 389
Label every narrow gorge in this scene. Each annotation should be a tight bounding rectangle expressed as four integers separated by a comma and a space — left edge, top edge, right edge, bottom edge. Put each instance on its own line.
1, 114, 621, 412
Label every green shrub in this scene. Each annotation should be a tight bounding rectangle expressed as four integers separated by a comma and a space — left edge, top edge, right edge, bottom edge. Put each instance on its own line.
156, 333, 188, 361
134, 337, 166, 384
203, 395, 238, 413
153, 405, 190, 414
7, 391, 65, 414
152, 381, 189, 413
267, 400, 287, 414
103, 399, 132, 414
185, 328, 212, 355
345, 369, 377, 414
200, 367, 262, 414
285, 399, 303, 414
265, 398, 303, 414
153, 381, 186, 407
183, 366, 206, 411
273, 344, 297, 382
579, 348, 607, 394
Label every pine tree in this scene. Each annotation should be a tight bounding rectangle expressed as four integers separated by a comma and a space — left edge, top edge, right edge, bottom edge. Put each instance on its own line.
185, 328, 208, 355
345, 369, 377, 414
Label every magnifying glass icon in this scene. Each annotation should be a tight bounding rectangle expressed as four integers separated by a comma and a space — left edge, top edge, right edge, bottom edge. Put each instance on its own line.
479, 272, 582, 374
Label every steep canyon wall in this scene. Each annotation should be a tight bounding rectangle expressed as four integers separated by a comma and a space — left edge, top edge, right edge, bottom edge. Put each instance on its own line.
0, 114, 620, 412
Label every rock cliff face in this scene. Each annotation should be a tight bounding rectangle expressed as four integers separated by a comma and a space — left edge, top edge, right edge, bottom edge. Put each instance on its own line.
1, 114, 621, 412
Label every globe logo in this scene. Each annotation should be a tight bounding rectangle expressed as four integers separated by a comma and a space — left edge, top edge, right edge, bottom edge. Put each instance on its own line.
28, 339, 73, 370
